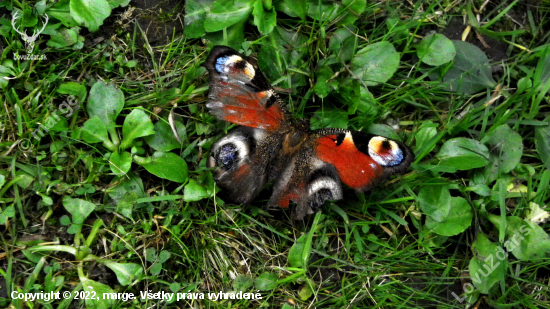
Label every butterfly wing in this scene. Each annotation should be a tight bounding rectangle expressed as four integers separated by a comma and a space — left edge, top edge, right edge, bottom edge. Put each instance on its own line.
204, 46, 289, 131
267, 129, 414, 219
207, 126, 282, 204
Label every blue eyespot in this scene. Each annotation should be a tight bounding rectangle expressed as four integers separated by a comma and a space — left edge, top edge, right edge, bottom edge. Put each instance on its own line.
215, 56, 229, 73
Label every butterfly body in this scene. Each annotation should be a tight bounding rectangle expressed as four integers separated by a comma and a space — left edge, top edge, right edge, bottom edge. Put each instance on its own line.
205, 46, 414, 219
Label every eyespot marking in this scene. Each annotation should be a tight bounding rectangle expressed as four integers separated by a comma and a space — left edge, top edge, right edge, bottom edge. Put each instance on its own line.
368, 136, 404, 166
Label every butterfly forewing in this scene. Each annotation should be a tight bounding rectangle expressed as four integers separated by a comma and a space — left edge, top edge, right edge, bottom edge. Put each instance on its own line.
204, 46, 289, 131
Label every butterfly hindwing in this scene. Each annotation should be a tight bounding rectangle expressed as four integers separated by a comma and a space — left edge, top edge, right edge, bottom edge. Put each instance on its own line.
268, 147, 344, 220
204, 46, 288, 131
315, 129, 414, 191
207, 126, 281, 204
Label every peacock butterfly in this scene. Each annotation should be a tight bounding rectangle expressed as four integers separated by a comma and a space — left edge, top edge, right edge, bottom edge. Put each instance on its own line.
204, 45, 414, 220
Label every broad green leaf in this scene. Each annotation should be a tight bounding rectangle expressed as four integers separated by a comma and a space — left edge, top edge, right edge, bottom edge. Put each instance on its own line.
87, 82, 124, 129
337, 0, 366, 25
350, 41, 400, 86
62, 196, 95, 225
102, 261, 142, 286
144, 120, 184, 152
535, 121, 550, 170
313, 66, 337, 98
120, 109, 155, 150
46, 0, 78, 28
107, 0, 130, 9
204, 19, 246, 50
0, 174, 5, 188
80, 277, 115, 308
415, 121, 438, 154
298, 284, 314, 301
488, 215, 550, 261
158, 250, 171, 263
234, 274, 253, 292
108, 172, 146, 202
109, 151, 132, 175
482, 125, 523, 182
310, 104, 348, 130
365, 124, 400, 141
435, 40, 496, 94
184, 0, 215, 38
328, 25, 358, 62
183, 179, 210, 202
70, 0, 111, 32
436, 138, 490, 171
253, 0, 276, 35
47, 27, 78, 48
141, 152, 188, 183
275, 0, 306, 19
418, 184, 451, 221
468, 233, 507, 294
204, 0, 253, 33
81, 116, 110, 144
116, 192, 138, 220
425, 197, 473, 236
417, 33, 456, 66
254, 272, 278, 291
288, 234, 307, 268
58, 82, 87, 102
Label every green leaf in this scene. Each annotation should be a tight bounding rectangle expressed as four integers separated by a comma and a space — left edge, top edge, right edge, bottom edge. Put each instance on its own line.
70, 0, 112, 32
436, 138, 490, 171
62, 196, 95, 225
79, 277, 115, 309
416, 33, 456, 66
288, 234, 307, 268
468, 233, 507, 294
275, 0, 306, 19
87, 82, 124, 129
234, 274, 253, 292
47, 27, 79, 48
418, 185, 451, 221
488, 215, 550, 261
120, 109, 155, 150
204, 0, 254, 33
482, 125, 523, 182
204, 19, 247, 50
107, 0, 130, 9
184, 0, 215, 38
101, 261, 142, 286
435, 40, 496, 94
310, 104, 348, 130
109, 151, 132, 175
183, 179, 210, 202
81, 116, 111, 145
313, 66, 337, 98
535, 121, 550, 170
47, 0, 78, 28
425, 197, 473, 236
144, 119, 183, 152
298, 284, 314, 301
254, 272, 278, 291
253, 0, 276, 35
141, 152, 188, 183
337, 0, 366, 25
58, 81, 87, 102
350, 41, 400, 86
158, 250, 171, 263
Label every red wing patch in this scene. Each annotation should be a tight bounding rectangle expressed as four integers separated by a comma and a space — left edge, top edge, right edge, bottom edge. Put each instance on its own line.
315, 135, 384, 190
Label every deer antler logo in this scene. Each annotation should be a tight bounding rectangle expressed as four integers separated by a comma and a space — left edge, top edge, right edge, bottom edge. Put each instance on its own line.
11, 11, 49, 54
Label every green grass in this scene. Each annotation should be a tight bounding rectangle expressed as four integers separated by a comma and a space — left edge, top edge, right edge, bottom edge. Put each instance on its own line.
1, 0, 550, 308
